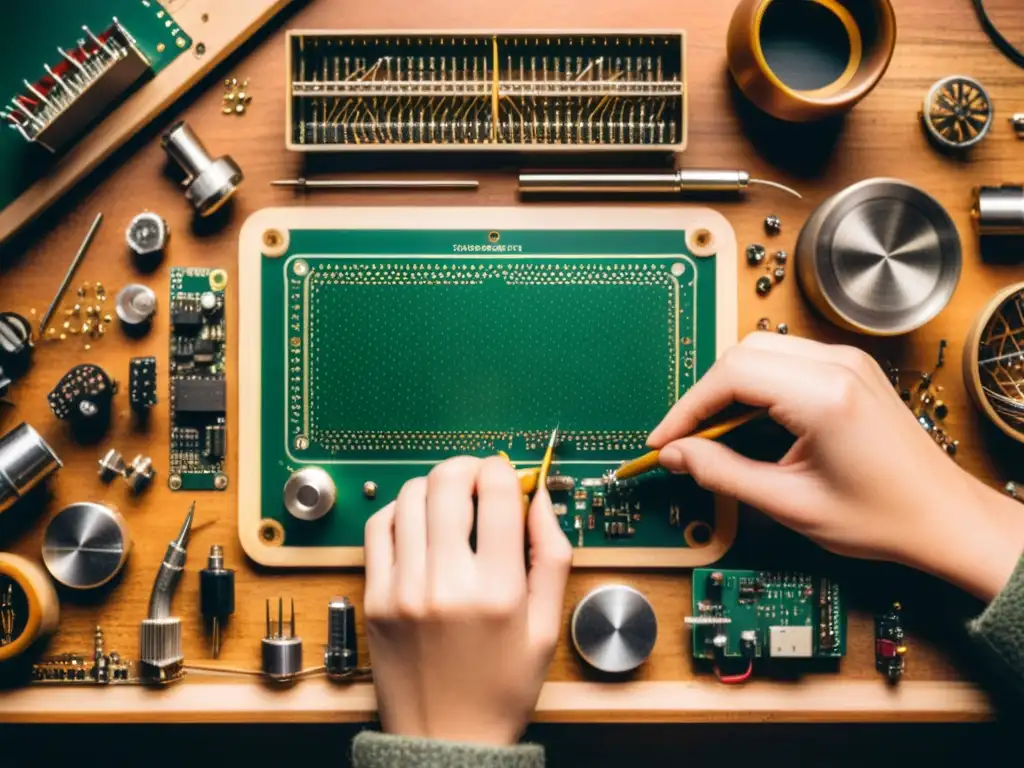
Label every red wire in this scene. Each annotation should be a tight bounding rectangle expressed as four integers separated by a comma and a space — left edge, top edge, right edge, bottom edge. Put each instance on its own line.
714, 659, 754, 684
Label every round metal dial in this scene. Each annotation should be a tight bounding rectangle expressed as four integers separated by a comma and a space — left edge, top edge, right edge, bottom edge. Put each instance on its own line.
42, 502, 130, 589
571, 584, 657, 674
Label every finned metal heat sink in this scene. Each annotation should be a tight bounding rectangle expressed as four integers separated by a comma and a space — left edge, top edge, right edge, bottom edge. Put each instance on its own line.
287, 32, 687, 151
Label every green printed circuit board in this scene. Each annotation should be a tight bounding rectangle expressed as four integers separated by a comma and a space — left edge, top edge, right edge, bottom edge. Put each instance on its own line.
691, 569, 847, 660
239, 208, 735, 566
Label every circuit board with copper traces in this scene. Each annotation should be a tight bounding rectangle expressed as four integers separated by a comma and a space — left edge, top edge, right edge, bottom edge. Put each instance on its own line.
238, 207, 737, 567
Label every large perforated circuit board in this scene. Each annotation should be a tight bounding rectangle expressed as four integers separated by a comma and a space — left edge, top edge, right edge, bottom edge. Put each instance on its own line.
238, 207, 737, 567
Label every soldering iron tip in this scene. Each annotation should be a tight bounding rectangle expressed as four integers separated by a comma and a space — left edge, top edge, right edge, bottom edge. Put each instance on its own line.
174, 502, 195, 549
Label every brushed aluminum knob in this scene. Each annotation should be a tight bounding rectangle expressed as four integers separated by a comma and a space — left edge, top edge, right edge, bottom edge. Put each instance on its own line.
42, 502, 130, 589
571, 584, 657, 673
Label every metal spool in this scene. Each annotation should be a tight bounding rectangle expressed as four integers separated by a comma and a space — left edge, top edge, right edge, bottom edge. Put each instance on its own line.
42, 502, 131, 589
922, 76, 992, 151
571, 584, 657, 674
963, 282, 1024, 443
795, 178, 961, 335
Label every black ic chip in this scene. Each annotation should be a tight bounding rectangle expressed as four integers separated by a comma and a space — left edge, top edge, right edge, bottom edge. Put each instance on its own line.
172, 309, 203, 329
174, 379, 226, 413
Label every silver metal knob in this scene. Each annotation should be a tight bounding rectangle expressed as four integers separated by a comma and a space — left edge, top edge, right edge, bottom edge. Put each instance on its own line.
42, 502, 130, 589
571, 584, 657, 673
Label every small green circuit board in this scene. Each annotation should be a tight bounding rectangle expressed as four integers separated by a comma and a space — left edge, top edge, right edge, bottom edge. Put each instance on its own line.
249, 217, 725, 557
169, 267, 228, 492
691, 569, 846, 660
0, 0, 190, 211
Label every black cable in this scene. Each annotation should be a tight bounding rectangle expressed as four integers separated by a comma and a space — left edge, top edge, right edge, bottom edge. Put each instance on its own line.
972, 0, 1024, 69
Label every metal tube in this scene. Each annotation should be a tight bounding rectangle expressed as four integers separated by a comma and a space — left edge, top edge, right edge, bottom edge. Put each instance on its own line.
0, 423, 62, 514
161, 122, 214, 178
972, 185, 1024, 236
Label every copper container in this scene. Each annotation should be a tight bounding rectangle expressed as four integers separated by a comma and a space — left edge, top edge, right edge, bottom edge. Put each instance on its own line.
727, 0, 896, 122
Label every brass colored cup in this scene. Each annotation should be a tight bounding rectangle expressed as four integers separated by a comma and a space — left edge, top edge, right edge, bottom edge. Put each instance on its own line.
727, 0, 897, 122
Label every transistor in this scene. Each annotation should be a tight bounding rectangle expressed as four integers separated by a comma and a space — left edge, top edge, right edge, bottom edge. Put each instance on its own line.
262, 598, 303, 683
200, 545, 235, 659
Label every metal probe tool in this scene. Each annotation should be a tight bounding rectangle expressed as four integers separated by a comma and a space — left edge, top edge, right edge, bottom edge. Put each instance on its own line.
272, 177, 479, 190
518, 169, 802, 198
38, 213, 103, 335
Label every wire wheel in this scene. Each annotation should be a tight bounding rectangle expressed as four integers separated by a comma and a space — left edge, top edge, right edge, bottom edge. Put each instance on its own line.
922, 75, 992, 150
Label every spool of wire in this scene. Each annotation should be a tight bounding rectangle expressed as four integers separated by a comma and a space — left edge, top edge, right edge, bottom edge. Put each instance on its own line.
963, 282, 1024, 442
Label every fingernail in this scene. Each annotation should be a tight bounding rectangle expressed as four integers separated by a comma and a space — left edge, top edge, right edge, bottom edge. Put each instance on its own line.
659, 444, 687, 473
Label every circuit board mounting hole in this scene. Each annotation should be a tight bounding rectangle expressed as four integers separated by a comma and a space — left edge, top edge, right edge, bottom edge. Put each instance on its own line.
684, 521, 714, 548
488, 231, 500, 243
259, 519, 285, 546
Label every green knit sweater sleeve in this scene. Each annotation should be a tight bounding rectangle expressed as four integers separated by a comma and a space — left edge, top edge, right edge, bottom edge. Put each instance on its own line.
352, 732, 544, 768
968, 552, 1024, 689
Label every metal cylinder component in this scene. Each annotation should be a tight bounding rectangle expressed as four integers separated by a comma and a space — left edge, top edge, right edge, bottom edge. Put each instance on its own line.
283, 466, 337, 521
124, 454, 155, 493
262, 598, 302, 682
97, 448, 125, 482
42, 502, 130, 590
571, 584, 657, 674
972, 185, 1024, 236
115, 284, 157, 327
518, 169, 801, 198
147, 503, 193, 620
795, 178, 962, 336
161, 121, 244, 217
125, 212, 169, 257
0, 423, 62, 514
324, 596, 357, 678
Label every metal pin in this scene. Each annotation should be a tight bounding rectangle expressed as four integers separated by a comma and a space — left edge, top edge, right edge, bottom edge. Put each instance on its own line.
38, 213, 103, 335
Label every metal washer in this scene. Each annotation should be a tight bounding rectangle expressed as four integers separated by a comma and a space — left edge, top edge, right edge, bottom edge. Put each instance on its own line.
571, 584, 657, 674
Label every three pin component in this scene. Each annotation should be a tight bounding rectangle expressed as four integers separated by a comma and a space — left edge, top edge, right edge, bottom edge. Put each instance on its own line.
200, 545, 235, 659
262, 597, 303, 683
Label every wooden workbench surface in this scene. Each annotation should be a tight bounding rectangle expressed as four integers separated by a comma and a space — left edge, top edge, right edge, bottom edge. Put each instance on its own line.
1, 0, 1022, 722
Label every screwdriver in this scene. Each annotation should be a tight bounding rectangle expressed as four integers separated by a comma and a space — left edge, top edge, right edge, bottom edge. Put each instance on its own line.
200, 544, 235, 659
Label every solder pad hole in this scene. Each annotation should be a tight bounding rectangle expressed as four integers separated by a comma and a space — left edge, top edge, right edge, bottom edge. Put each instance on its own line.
259, 519, 285, 546
684, 520, 713, 548
209, 270, 228, 291
488, 231, 500, 243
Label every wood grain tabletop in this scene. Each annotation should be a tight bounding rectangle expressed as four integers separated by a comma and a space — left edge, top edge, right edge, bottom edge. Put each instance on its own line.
0, 0, 1022, 722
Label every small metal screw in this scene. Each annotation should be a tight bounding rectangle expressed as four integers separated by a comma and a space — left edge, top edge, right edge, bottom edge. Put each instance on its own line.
773, 266, 786, 282
214, 473, 229, 490
764, 215, 782, 235
363, 481, 378, 499
777, 322, 790, 335
169, 475, 183, 491
746, 244, 766, 266
756, 276, 772, 296
295, 436, 309, 450
774, 249, 788, 265
757, 317, 771, 331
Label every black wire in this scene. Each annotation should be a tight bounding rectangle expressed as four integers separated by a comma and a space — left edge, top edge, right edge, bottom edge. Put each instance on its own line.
973, 0, 1024, 69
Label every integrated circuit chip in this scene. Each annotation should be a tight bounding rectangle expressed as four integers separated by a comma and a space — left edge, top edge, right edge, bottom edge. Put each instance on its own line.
173, 379, 226, 413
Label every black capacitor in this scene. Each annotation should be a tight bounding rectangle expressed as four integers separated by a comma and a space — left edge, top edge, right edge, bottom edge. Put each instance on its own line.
199, 545, 235, 659
324, 596, 358, 678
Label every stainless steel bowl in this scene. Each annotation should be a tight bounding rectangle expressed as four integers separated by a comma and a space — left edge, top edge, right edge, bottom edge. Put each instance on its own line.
796, 178, 962, 335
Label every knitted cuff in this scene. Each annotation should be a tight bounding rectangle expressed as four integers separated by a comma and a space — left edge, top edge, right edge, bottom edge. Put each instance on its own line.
352, 731, 544, 768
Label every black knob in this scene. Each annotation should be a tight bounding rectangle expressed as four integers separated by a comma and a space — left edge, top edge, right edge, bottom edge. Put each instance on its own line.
0, 312, 33, 381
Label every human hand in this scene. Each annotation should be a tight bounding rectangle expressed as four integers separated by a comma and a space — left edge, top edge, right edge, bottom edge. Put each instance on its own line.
363, 456, 572, 745
647, 333, 1024, 602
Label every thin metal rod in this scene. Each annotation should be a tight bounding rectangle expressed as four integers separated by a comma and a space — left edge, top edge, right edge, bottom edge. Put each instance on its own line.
748, 178, 803, 199
272, 177, 479, 190
38, 213, 103, 334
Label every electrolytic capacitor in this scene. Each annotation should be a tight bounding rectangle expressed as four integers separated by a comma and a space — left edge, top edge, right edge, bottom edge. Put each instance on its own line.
324, 596, 357, 679
200, 545, 235, 659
